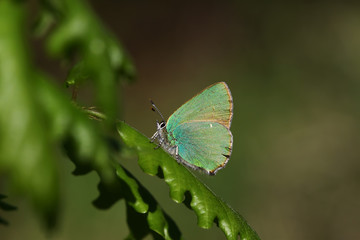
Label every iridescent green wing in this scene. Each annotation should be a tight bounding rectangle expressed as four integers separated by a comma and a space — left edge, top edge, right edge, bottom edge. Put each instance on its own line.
172, 122, 232, 174
166, 82, 233, 133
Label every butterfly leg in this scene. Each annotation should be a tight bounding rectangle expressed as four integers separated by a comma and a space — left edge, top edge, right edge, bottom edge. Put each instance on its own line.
150, 131, 162, 149
153, 133, 165, 150
150, 131, 158, 143
174, 146, 183, 165
154, 138, 163, 149
155, 137, 165, 149
174, 146, 181, 162
175, 146, 179, 157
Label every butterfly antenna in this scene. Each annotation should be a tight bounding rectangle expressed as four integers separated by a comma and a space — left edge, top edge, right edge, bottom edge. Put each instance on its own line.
150, 99, 165, 122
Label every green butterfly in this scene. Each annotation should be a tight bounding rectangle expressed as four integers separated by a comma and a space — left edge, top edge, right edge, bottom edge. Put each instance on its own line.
150, 82, 233, 175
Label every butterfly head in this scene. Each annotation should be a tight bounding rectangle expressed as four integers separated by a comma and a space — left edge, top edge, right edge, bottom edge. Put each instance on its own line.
157, 120, 166, 130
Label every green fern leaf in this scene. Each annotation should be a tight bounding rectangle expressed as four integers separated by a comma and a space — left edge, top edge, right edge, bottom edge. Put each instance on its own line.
117, 121, 261, 240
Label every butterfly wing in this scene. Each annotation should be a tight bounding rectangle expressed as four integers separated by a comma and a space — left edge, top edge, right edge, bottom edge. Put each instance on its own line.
172, 121, 232, 174
166, 82, 233, 132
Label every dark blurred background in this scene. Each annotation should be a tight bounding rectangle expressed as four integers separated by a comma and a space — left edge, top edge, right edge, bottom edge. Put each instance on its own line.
3, 1, 360, 239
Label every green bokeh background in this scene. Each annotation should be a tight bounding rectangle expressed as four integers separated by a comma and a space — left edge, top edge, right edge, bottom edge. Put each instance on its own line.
2, 1, 360, 239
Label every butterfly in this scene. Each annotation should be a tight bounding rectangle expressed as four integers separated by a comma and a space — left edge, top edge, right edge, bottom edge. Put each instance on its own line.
150, 82, 233, 175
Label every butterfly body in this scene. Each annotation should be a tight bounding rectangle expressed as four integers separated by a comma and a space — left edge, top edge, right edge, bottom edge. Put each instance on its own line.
152, 120, 178, 157
150, 82, 233, 175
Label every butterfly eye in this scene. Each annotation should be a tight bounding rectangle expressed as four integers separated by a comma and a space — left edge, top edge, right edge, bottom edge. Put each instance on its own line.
160, 121, 166, 128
